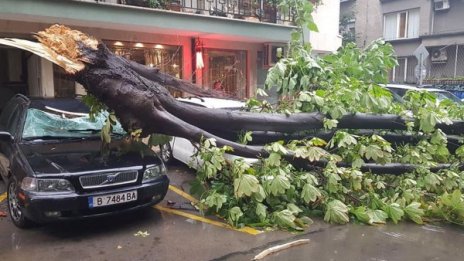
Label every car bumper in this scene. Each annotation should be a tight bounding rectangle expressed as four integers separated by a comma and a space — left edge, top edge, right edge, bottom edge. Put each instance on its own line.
20, 175, 169, 223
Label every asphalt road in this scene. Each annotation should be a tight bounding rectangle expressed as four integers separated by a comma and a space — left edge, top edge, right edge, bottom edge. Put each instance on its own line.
1, 164, 464, 261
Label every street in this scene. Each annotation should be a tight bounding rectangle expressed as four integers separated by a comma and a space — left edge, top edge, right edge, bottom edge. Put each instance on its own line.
1, 164, 464, 261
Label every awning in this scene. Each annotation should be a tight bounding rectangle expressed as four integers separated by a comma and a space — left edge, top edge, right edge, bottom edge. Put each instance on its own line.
422, 33, 464, 47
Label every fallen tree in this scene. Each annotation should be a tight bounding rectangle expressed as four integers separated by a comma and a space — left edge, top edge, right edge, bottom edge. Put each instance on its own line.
1, 2, 464, 228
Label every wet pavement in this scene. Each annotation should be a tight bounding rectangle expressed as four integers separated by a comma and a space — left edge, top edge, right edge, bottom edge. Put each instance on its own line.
1, 164, 464, 261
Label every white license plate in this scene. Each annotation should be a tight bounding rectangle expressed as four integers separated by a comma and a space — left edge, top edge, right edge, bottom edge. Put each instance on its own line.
88, 191, 137, 208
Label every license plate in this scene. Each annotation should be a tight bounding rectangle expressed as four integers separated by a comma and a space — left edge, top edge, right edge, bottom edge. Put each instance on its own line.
88, 191, 137, 208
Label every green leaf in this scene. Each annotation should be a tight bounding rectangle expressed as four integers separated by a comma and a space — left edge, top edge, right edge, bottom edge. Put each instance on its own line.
352, 158, 364, 169
301, 183, 321, 203
404, 202, 424, 224
384, 203, 404, 224
324, 200, 349, 224
456, 145, 464, 159
287, 203, 303, 215
424, 172, 442, 191
234, 174, 260, 198
189, 178, 206, 197
364, 145, 384, 161
439, 190, 464, 217
228, 207, 243, 225
204, 192, 227, 212
305, 146, 328, 162
323, 119, 338, 130
273, 209, 298, 229
367, 209, 388, 224
350, 206, 372, 224
252, 185, 266, 202
267, 152, 282, 167
307, 21, 319, 32
256, 203, 268, 221
269, 174, 291, 196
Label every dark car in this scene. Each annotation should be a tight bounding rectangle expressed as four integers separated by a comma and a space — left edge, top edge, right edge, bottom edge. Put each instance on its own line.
0, 95, 169, 228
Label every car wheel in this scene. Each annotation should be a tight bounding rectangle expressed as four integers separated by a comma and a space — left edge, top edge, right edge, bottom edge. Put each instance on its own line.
7, 178, 34, 228
159, 143, 174, 164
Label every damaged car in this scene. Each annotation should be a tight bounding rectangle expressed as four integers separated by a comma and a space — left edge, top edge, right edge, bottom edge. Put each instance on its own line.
0, 95, 169, 228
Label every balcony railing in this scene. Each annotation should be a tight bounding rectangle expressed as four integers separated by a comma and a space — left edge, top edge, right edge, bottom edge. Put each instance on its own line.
103, 0, 295, 25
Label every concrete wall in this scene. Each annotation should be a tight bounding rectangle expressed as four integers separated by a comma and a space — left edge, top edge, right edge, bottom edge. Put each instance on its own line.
353, 0, 383, 47
340, 0, 356, 19
310, 0, 342, 53
433, 0, 464, 34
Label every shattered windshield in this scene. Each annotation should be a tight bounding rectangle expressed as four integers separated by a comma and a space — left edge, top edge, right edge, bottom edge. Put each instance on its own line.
22, 108, 126, 140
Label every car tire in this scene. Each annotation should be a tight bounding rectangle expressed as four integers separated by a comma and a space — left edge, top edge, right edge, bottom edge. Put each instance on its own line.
159, 143, 174, 164
7, 178, 34, 229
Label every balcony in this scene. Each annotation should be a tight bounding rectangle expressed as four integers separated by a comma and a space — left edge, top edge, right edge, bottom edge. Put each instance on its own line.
101, 0, 295, 25
0, 0, 295, 43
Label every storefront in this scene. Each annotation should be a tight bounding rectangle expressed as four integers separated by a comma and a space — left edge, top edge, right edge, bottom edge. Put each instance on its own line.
201, 49, 248, 99
0, 20, 272, 103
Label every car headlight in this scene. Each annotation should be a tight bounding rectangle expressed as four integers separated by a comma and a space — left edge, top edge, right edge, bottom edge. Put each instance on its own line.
21, 177, 75, 193
143, 165, 166, 183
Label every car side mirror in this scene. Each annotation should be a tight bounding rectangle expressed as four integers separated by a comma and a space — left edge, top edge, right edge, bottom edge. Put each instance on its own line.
0, 131, 14, 142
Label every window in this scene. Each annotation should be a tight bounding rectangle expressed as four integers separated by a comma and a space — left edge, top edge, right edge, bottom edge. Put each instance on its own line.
107, 40, 183, 96
392, 58, 407, 83
384, 9, 420, 40
203, 49, 247, 99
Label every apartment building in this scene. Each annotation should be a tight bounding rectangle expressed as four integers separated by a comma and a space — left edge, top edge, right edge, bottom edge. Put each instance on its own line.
340, 0, 464, 85
0, 0, 341, 103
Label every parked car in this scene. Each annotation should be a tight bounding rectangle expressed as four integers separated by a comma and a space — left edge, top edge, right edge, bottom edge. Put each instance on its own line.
0, 95, 169, 228
159, 97, 258, 168
423, 88, 463, 104
385, 84, 462, 104
383, 84, 419, 103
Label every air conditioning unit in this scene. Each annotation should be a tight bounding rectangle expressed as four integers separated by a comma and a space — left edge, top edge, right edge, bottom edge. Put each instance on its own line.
431, 48, 448, 63
434, 0, 450, 11
263, 43, 286, 68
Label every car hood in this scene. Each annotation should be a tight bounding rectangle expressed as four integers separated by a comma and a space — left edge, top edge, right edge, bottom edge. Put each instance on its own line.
19, 138, 159, 175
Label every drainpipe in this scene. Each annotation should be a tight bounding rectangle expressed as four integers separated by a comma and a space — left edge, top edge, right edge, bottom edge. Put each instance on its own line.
430, 3, 435, 34
454, 44, 459, 78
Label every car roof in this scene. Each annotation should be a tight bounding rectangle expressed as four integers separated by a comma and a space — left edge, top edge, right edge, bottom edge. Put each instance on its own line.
29, 98, 89, 113
385, 84, 419, 90
423, 88, 448, 92
177, 97, 245, 109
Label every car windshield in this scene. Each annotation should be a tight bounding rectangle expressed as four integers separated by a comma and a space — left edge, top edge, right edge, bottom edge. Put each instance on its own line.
430, 91, 462, 104
22, 108, 126, 140
387, 87, 410, 98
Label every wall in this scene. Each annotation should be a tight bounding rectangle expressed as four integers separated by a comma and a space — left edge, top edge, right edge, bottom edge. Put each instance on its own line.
340, 0, 356, 19
354, 0, 383, 47
310, 0, 342, 53
433, 0, 464, 34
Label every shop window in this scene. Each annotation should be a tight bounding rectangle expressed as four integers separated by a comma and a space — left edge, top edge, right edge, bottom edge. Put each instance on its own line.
203, 49, 247, 99
107, 40, 183, 96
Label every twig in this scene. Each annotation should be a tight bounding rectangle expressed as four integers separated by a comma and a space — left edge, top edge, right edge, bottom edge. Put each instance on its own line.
252, 239, 310, 260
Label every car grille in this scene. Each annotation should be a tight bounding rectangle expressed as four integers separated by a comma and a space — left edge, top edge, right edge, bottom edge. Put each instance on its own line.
79, 171, 138, 189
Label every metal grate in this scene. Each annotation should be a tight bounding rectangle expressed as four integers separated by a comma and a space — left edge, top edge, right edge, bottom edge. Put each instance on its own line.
79, 171, 138, 189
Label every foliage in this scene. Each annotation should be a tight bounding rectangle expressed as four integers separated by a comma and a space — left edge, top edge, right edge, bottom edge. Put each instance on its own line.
190, 1, 464, 230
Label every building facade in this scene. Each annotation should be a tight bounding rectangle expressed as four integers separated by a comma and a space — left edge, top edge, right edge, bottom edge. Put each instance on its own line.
340, 0, 464, 85
0, 0, 340, 103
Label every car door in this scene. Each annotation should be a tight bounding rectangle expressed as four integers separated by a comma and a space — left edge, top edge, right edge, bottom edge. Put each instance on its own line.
0, 96, 27, 182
